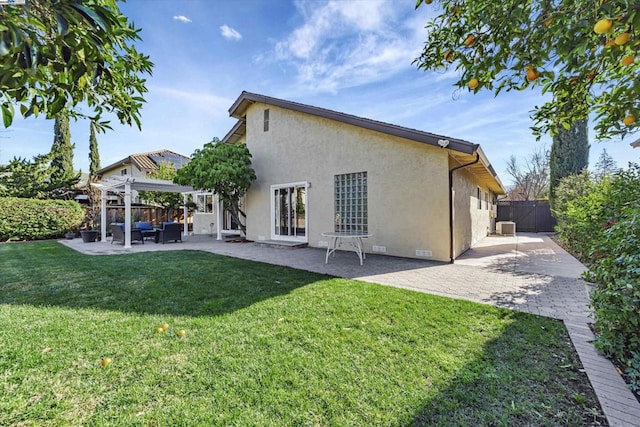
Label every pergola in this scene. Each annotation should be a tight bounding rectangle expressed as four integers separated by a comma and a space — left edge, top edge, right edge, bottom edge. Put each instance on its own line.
92, 177, 200, 248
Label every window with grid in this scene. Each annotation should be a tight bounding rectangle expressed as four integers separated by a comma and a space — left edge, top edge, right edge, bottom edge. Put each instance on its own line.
195, 194, 213, 213
334, 172, 367, 233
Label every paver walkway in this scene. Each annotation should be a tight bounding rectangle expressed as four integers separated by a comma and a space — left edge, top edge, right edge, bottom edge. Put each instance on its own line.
61, 232, 640, 426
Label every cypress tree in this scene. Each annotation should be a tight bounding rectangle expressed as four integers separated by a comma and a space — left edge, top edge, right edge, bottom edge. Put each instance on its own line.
549, 119, 590, 207
50, 114, 76, 182
89, 121, 101, 177
49, 114, 80, 198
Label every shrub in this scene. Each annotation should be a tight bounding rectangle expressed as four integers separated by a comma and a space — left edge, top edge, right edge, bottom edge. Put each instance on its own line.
586, 211, 640, 392
0, 197, 85, 241
553, 171, 605, 260
556, 164, 640, 390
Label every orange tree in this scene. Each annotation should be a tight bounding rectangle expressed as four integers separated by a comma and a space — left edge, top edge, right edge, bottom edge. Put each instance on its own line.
414, 0, 640, 140
0, 0, 152, 131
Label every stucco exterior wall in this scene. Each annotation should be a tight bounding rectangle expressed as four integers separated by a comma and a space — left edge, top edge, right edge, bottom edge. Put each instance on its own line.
193, 213, 217, 235
451, 165, 493, 258
243, 103, 452, 261
100, 163, 146, 180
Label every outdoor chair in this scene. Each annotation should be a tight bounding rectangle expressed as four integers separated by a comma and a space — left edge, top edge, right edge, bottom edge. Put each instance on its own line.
110, 223, 144, 245
134, 221, 156, 241
156, 222, 182, 244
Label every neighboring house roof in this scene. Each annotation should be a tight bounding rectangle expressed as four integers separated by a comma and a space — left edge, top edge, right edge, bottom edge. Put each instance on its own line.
96, 150, 190, 177
224, 91, 506, 194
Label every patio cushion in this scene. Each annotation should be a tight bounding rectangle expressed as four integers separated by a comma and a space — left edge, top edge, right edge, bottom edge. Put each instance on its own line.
135, 221, 154, 231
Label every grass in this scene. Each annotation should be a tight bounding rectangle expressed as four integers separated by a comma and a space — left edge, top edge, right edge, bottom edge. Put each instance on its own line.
0, 241, 606, 426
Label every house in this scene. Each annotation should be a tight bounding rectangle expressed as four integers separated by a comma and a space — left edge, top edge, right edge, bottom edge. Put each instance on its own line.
96, 149, 190, 180
222, 92, 506, 263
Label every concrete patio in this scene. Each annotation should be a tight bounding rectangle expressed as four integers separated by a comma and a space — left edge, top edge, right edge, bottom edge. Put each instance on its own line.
59, 232, 640, 426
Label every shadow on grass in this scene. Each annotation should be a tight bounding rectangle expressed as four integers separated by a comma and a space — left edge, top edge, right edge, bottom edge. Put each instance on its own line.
409, 314, 607, 426
0, 241, 324, 317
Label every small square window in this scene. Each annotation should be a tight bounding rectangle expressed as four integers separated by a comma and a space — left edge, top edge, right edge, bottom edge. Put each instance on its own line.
121, 169, 127, 176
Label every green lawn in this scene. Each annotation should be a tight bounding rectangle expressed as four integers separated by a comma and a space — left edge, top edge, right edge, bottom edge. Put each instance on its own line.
0, 241, 606, 426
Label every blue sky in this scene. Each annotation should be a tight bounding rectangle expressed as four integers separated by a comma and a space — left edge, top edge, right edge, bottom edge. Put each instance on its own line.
1, 0, 638, 186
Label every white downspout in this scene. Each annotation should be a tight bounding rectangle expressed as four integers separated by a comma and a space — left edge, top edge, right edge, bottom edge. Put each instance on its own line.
101, 189, 107, 242
216, 194, 222, 240
183, 193, 188, 237
124, 181, 132, 248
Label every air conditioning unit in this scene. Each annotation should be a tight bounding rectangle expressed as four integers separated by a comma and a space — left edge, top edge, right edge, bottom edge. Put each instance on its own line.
496, 221, 516, 236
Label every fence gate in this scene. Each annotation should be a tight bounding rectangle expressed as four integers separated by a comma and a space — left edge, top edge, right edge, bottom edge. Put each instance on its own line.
496, 200, 556, 232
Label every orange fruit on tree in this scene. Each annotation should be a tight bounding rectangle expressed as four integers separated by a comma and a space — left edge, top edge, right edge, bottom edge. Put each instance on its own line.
443, 50, 454, 62
593, 18, 612, 34
615, 33, 630, 45
424, 0, 433, 3
623, 114, 636, 126
621, 55, 635, 66
468, 78, 479, 89
604, 39, 617, 47
525, 67, 540, 81
463, 34, 475, 47
543, 19, 553, 27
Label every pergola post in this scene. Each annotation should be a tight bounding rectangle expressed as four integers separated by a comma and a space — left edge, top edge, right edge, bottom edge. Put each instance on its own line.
216, 194, 222, 240
100, 190, 107, 242
183, 193, 188, 237
124, 180, 132, 248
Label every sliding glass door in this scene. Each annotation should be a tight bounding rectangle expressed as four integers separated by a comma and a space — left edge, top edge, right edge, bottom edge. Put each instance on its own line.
271, 183, 307, 242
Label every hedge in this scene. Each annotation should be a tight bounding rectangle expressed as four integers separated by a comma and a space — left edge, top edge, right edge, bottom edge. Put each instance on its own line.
0, 197, 85, 241
555, 165, 640, 391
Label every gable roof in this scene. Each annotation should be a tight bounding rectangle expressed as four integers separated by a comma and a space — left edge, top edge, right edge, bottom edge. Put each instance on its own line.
96, 150, 190, 176
225, 91, 505, 194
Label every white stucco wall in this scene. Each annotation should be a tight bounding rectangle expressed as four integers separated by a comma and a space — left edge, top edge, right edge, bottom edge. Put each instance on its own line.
193, 213, 217, 235
451, 166, 493, 258
242, 103, 453, 261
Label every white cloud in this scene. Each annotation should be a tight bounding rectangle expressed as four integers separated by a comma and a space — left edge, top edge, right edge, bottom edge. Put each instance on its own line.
220, 25, 242, 41
271, 0, 428, 94
173, 15, 192, 24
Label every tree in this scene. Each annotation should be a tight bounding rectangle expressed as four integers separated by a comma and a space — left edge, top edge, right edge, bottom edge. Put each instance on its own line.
414, 1, 640, 140
175, 140, 256, 234
88, 121, 100, 176
50, 114, 77, 180
505, 145, 549, 200
83, 120, 102, 229
0, 0, 153, 131
594, 148, 618, 177
0, 153, 73, 199
48, 113, 80, 199
549, 119, 590, 206
139, 162, 186, 222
